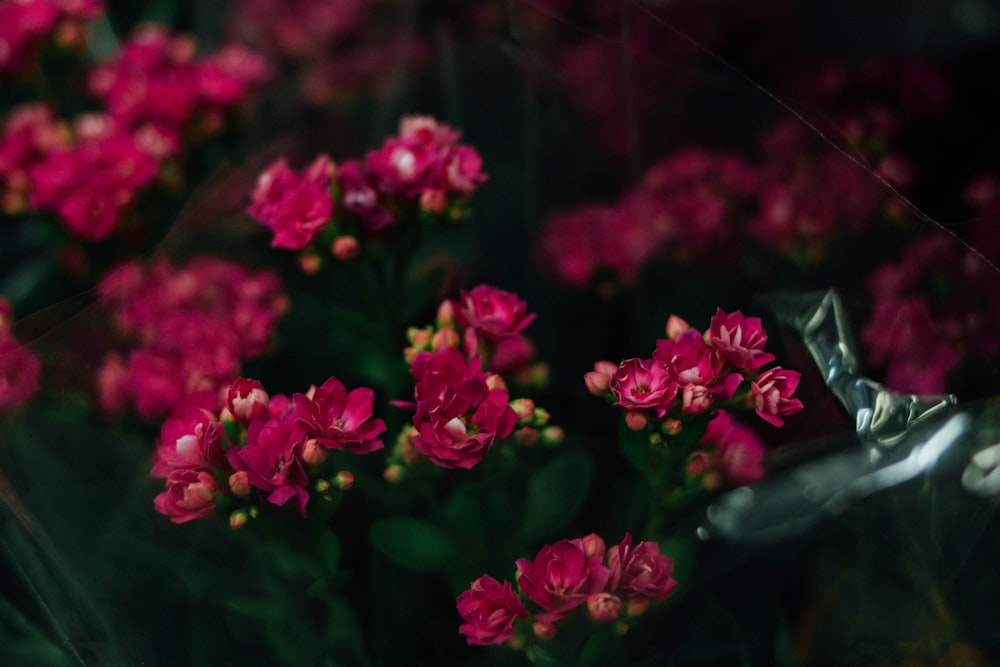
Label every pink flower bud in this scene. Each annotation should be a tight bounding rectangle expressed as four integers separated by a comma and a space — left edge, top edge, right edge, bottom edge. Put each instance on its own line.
514, 427, 539, 445
302, 438, 327, 465
333, 470, 354, 490
532, 408, 550, 425
579, 533, 606, 559
229, 471, 251, 496
420, 188, 448, 214
331, 235, 360, 260
226, 378, 269, 423
587, 593, 623, 623
407, 326, 433, 348
437, 299, 456, 326
625, 411, 648, 431
665, 315, 691, 340
626, 597, 650, 617
541, 426, 564, 445
686, 451, 713, 477
485, 374, 507, 391
584, 370, 611, 396
510, 398, 536, 424
383, 464, 404, 483
661, 419, 682, 436
431, 327, 459, 351
229, 510, 248, 530
299, 253, 322, 275
681, 384, 712, 415
533, 621, 557, 641
315, 479, 331, 494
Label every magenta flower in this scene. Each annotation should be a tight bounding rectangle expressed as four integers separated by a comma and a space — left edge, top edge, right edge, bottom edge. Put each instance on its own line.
609, 358, 678, 418
226, 377, 269, 424
515, 538, 611, 623
364, 138, 436, 197
457, 575, 528, 646
226, 413, 310, 515
437, 145, 487, 196
708, 309, 775, 370
293, 376, 387, 455
151, 408, 225, 478
153, 468, 219, 523
750, 367, 804, 427
413, 388, 516, 469
653, 328, 720, 386
248, 154, 334, 249
607, 534, 678, 601
399, 115, 461, 147
702, 411, 767, 485
411, 347, 488, 415
456, 284, 536, 341
335, 160, 395, 233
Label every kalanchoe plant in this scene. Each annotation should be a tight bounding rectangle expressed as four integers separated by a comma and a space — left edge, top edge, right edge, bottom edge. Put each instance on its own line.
246, 115, 487, 269
152, 374, 386, 525
386, 284, 559, 475
587, 309, 802, 518
457, 533, 678, 664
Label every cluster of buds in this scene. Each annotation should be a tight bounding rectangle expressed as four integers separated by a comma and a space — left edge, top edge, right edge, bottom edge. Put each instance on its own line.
587, 309, 803, 440
152, 375, 386, 526
0, 297, 41, 414
457, 533, 677, 647
387, 284, 558, 475
246, 115, 487, 270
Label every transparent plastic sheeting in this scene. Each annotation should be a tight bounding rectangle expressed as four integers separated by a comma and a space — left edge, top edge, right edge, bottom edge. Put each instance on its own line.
696, 289, 1000, 545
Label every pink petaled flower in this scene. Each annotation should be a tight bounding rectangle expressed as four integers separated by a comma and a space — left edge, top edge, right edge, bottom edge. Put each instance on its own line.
457, 575, 528, 646
708, 309, 775, 370
437, 145, 487, 196
455, 284, 536, 341
151, 407, 225, 478
515, 538, 611, 623
410, 347, 488, 416
196, 44, 272, 107
702, 411, 766, 485
293, 376, 387, 455
364, 137, 437, 198
609, 358, 678, 418
653, 329, 719, 386
247, 154, 334, 249
334, 160, 395, 233
607, 534, 678, 601
226, 413, 310, 515
750, 367, 803, 427
154, 468, 219, 523
412, 388, 517, 469
226, 377, 269, 424
399, 115, 461, 148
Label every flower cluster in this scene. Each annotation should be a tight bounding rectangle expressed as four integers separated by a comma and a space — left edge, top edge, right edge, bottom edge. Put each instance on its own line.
588, 309, 802, 433
0, 297, 41, 414
457, 533, 677, 646
152, 374, 386, 524
247, 115, 487, 266
0, 0, 103, 75
96, 257, 288, 420
687, 410, 767, 488
536, 58, 947, 289
88, 24, 271, 149
388, 284, 557, 472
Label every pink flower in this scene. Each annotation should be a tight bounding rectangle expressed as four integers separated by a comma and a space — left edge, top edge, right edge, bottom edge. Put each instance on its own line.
151, 408, 225, 478
587, 593, 623, 623
412, 388, 517, 469
248, 155, 334, 249
609, 358, 678, 418
226, 377, 269, 423
607, 534, 678, 601
708, 309, 775, 370
293, 376, 387, 455
515, 538, 611, 623
399, 115, 461, 147
457, 575, 528, 646
226, 413, 310, 515
750, 367, 803, 427
364, 137, 436, 197
702, 411, 767, 485
653, 329, 720, 386
455, 284, 536, 341
437, 145, 487, 196
154, 468, 219, 523
334, 160, 395, 233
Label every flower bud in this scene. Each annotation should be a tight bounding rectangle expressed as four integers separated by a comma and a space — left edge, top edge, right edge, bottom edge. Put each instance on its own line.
229, 510, 248, 530
661, 419, 682, 436
331, 235, 360, 261
333, 470, 355, 490
686, 451, 713, 477
541, 425, 564, 445
485, 374, 507, 391
587, 593, 622, 623
580, 533, 606, 559
510, 398, 536, 424
229, 471, 251, 497
299, 252, 322, 275
302, 438, 327, 465
625, 410, 648, 431
436, 299, 456, 326
407, 326, 433, 348
626, 597, 650, 617
419, 188, 448, 214
533, 621, 557, 641
315, 478, 331, 494
665, 315, 691, 340
532, 407, 550, 426
584, 370, 611, 396
431, 326, 459, 351
383, 464, 404, 484
514, 427, 539, 445
227, 378, 269, 423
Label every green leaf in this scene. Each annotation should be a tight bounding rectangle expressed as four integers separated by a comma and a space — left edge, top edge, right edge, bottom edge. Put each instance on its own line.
617, 420, 655, 481
519, 448, 593, 542
443, 484, 487, 543
369, 517, 462, 573
659, 536, 696, 587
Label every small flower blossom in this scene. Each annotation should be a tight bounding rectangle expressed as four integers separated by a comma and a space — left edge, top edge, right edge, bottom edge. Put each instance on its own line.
607, 534, 678, 601
151, 408, 225, 477
708, 309, 775, 370
455, 284, 536, 341
609, 358, 678, 418
226, 412, 311, 516
293, 376, 387, 455
153, 468, 219, 523
750, 367, 804, 427
248, 155, 335, 249
515, 538, 611, 623
457, 575, 528, 646
226, 377, 270, 423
